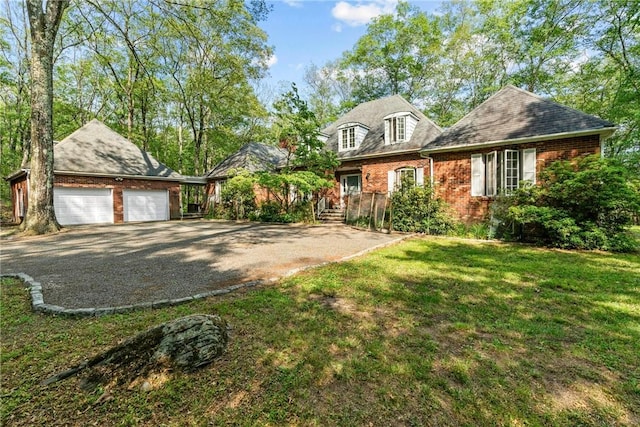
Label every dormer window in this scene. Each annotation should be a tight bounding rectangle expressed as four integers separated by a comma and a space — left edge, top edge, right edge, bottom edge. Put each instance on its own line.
384, 112, 418, 145
389, 116, 405, 142
338, 122, 369, 152
341, 127, 356, 150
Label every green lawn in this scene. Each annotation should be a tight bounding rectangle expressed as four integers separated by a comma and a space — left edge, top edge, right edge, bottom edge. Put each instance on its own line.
2, 237, 639, 426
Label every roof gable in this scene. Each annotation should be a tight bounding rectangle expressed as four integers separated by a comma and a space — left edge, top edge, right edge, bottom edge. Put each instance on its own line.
206, 142, 288, 179
425, 85, 615, 151
322, 94, 442, 159
54, 119, 181, 179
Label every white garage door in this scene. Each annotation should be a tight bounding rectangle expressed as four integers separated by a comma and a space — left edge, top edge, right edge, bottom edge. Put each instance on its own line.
54, 187, 114, 226
123, 189, 169, 222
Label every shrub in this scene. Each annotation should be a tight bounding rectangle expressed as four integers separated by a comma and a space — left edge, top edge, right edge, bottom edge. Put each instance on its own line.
390, 182, 455, 234
452, 222, 493, 240
214, 173, 257, 220
491, 155, 640, 252
255, 200, 313, 223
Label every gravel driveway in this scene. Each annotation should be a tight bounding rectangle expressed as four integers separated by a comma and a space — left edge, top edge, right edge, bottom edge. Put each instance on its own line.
1, 221, 403, 309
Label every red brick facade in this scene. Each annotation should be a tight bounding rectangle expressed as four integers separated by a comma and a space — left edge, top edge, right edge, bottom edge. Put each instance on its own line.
325, 135, 601, 222
9, 174, 181, 223
328, 153, 428, 208
430, 135, 602, 222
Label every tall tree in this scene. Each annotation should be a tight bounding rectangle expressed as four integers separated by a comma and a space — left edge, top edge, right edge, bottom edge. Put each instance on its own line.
22, 0, 68, 234
340, 1, 443, 104
592, 0, 640, 170
0, 1, 31, 177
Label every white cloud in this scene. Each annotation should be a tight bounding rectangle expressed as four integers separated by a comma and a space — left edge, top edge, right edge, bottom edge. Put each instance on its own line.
266, 54, 278, 68
331, 0, 397, 28
283, 0, 303, 7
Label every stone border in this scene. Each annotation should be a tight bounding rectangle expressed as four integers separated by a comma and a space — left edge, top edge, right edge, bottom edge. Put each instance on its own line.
1, 234, 410, 317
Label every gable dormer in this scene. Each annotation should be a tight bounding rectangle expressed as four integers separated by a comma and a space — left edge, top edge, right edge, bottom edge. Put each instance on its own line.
384, 112, 418, 145
338, 122, 369, 152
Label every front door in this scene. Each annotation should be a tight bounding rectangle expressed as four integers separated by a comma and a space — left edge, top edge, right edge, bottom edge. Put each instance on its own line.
340, 174, 362, 207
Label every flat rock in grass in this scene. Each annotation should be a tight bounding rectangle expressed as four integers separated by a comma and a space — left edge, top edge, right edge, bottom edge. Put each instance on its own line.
41, 314, 229, 387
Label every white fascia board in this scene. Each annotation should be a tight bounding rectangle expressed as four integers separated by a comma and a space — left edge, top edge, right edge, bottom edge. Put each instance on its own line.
54, 170, 184, 182
420, 127, 617, 155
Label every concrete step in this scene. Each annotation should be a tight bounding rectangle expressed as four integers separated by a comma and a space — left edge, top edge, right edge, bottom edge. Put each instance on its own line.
318, 209, 345, 223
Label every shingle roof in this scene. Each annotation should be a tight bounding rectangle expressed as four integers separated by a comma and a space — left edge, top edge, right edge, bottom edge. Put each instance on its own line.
205, 142, 288, 179
424, 85, 615, 151
322, 94, 442, 160
54, 119, 182, 179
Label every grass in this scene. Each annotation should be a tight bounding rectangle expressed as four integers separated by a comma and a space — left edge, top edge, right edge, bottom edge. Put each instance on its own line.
2, 236, 639, 426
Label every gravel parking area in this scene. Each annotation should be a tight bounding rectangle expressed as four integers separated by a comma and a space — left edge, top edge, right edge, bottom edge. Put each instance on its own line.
1, 220, 403, 309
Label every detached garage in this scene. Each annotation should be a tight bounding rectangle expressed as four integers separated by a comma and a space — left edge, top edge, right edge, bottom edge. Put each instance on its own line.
7, 120, 183, 226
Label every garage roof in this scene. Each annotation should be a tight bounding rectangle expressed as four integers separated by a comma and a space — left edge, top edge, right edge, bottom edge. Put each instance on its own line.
54, 119, 182, 180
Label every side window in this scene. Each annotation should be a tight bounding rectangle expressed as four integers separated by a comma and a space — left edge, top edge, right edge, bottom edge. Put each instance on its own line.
504, 149, 520, 192
471, 149, 536, 196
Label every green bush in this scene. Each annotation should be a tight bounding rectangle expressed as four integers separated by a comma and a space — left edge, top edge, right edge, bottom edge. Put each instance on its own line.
255, 200, 313, 223
491, 155, 640, 252
452, 222, 493, 240
214, 173, 257, 220
390, 182, 455, 234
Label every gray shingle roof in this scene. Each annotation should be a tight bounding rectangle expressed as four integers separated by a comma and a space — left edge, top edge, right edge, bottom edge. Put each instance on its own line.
54, 119, 182, 179
322, 94, 442, 160
205, 142, 288, 179
424, 85, 615, 152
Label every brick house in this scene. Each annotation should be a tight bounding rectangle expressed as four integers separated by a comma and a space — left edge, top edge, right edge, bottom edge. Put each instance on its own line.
203, 142, 289, 209
6, 119, 183, 225
319, 85, 615, 222
420, 85, 616, 221
320, 94, 443, 208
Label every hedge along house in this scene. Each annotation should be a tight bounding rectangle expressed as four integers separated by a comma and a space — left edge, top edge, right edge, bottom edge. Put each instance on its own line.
204, 142, 289, 210
320, 95, 443, 208
6, 119, 183, 225
420, 85, 616, 222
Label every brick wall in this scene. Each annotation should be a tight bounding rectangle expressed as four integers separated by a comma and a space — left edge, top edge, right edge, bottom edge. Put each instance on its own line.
54, 175, 181, 222
327, 152, 427, 208
430, 135, 601, 222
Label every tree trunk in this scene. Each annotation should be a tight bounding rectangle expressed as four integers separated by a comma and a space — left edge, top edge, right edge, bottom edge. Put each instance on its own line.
22, 0, 68, 235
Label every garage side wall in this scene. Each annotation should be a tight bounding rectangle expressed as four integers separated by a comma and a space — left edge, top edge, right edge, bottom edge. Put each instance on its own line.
55, 175, 181, 222
9, 175, 29, 223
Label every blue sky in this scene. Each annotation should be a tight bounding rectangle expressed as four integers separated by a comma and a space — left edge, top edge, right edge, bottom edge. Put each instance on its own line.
259, 1, 443, 88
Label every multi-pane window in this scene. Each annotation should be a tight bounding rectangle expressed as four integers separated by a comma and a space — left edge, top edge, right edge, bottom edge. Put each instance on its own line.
386, 116, 406, 143
471, 148, 536, 196
396, 167, 415, 189
504, 150, 519, 191
388, 167, 424, 193
340, 127, 356, 150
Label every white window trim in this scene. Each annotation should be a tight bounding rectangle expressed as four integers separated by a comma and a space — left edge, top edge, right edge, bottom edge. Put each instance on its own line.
388, 167, 425, 193
471, 148, 536, 196
504, 149, 520, 192
385, 116, 407, 144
